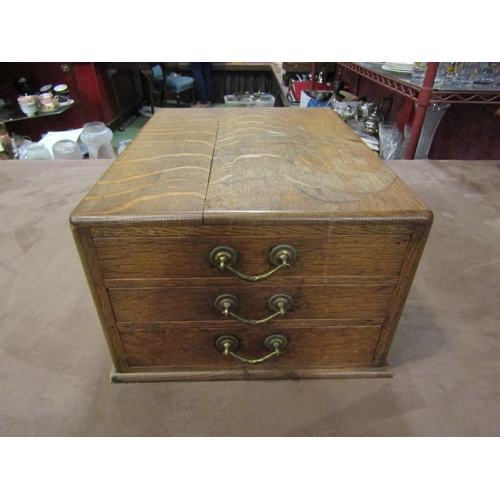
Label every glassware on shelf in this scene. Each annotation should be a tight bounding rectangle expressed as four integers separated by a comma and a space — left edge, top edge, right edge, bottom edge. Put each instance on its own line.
411, 62, 427, 83
434, 62, 456, 88
493, 64, 500, 86
474, 63, 500, 86
433, 62, 500, 89
454, 62, 477, 88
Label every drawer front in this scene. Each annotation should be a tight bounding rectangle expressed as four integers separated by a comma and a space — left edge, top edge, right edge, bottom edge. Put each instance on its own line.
94, 235, 409, 280
119, 324, 382, 369
109, 284, 395, 323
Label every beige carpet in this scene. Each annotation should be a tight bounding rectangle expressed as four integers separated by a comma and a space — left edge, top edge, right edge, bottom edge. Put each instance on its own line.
1, 159, 499, 436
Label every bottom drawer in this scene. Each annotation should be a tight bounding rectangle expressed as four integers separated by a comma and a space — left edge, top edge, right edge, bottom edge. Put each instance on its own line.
119, 324, 382, 370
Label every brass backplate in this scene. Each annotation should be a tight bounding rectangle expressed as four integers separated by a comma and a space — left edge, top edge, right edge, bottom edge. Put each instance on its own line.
264, 334, 288, 351
210, 246, 238, 268
267, 294, 294, 312
268, 244, 298, 267
214, 294, 240, 313
216, 335, 239, 352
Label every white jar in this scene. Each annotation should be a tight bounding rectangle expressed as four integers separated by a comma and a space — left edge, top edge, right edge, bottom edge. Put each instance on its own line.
26, 143, 52, 160
80, 121, 116, 159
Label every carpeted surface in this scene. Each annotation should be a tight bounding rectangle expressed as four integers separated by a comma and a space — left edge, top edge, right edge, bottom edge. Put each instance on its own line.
1, 158, 499, 436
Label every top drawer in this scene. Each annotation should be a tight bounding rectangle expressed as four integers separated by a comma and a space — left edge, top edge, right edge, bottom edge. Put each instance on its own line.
94, 234, 410, 280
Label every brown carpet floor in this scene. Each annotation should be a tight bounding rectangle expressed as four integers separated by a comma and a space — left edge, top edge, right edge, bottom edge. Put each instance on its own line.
1, 158, 499, 436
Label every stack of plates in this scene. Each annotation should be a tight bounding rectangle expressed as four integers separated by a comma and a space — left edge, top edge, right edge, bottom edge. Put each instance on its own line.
381, 62, 413, 74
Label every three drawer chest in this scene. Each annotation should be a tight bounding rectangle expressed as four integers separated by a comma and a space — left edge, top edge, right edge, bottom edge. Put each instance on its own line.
70, 108, 433, 382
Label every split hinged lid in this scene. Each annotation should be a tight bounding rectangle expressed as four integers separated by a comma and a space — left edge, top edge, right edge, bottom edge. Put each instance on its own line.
70, 108, 432, 226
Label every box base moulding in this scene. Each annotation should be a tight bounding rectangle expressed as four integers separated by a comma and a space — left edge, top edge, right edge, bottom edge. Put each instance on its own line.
110, 365, 393, 383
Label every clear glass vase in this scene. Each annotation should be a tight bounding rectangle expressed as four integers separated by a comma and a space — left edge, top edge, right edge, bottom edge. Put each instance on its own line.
414, 103, 450, 159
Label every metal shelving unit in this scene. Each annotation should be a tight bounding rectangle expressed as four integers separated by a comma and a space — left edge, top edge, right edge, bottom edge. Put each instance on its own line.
336, 62, 500, 159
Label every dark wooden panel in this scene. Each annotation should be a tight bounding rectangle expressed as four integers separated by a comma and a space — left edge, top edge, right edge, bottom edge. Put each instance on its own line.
211, 69, 275, 104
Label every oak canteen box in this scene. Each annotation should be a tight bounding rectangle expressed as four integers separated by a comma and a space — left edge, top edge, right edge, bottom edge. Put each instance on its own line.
70, 108, 432, 382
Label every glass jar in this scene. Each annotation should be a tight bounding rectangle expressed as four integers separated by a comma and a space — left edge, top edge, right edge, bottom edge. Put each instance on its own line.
80, 121, 116, 159
26, 143, 52, 160
52, 139, 82, 159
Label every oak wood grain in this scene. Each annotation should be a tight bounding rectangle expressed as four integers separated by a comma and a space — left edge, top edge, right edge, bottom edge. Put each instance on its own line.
70, 108, 433, 381
94, 234, 409, 280
103, 276, 399, 289
70, 225, 130, 372
205, 108, 431, 224
71, 108, 432, 226
90, 222, 415, 238
118, 325, 382, 369
108, 284, 395, 323
71, 110, 219, 224
372, 219, 433, 365
111, 366, 393, 382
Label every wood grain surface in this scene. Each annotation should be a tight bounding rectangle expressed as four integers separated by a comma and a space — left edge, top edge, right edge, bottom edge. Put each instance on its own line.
108, 283, 395, 323
206, 108, 431, 223
119, 324, 382, 369
71, 110, 218, 224
71, 108, 432, 226
94, 234, 409, 280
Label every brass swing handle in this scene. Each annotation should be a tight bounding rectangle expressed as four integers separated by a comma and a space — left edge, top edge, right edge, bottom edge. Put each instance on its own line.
214, 294, 293, 326
216, 334, 287, 365
210, 244, 298, 283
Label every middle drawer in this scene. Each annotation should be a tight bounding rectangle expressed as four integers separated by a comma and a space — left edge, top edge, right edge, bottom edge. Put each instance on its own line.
109, 284, 395, 323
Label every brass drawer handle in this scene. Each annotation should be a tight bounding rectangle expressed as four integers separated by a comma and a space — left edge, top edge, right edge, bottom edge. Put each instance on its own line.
214, 293, 293, 326
210, 244, 298, 282
216, 334, 287, 365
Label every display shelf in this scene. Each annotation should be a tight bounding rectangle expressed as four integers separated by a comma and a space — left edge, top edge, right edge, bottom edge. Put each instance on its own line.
338, 62, 420, 100
0, 102, 75, 123
338, 62, 500, 104
430, 91, 500, 104
336, 62, 500, 159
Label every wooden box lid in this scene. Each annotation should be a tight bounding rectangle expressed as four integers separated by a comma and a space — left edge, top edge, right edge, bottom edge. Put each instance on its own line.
70, 108, 432, 226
